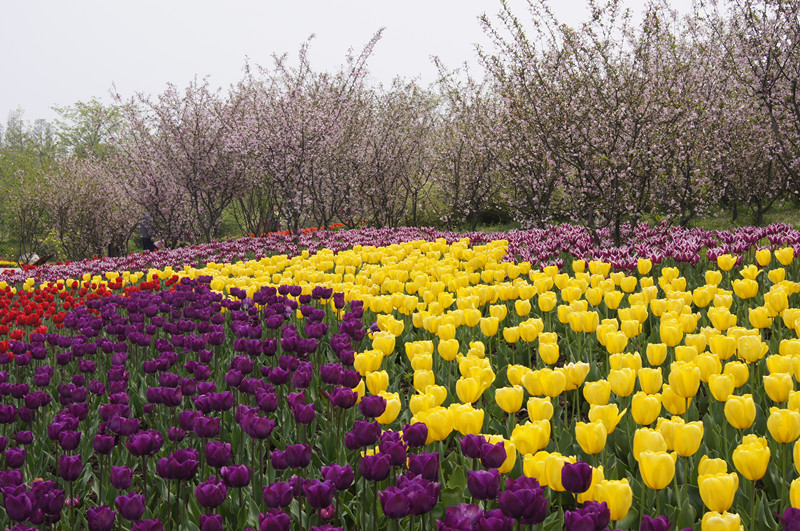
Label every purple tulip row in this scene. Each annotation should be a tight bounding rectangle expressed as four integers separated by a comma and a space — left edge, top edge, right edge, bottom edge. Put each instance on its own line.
5, 222, 800, 285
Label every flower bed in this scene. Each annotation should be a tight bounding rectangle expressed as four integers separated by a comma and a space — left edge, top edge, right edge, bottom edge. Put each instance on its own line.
0, 234, 799, 529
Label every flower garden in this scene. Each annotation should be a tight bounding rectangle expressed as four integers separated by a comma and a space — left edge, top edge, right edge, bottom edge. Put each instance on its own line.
2, 222, 800, 530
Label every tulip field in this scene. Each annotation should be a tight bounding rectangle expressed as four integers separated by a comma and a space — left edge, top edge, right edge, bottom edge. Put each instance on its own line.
4, 223, 800, 530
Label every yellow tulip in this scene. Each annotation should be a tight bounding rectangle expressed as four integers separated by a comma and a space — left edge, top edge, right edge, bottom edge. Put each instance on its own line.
639, 367, 663, 395
674, 345, 699, 363
448, 403, 483, 436
708, 307, 737, 331
637, 258, 652, 275
604, 290, 624, 310
640, 451, 676, 489
575, 420, 607, 455
632, 392, 662, 426
717, 254, 737, 271
736, 335, 768, 363
495, 385, 524, 414
709, 335, 737, 360
765, 288, 789, 314
732, 435, 770, 481
708, 373, 735, 402
792, 477, 800, 508
767, 407, 800, 443
538, 342, 560, 365
705, 270, 723, 286
372, 332, 396, 355
502, 326, 520, 344
748, 306, 773, 329
523, 451, 550, 485
776, 247, 795, 266
633, 428, 667, 461
605, 331, 628, 355
723, 361, 749, 388
526, 397, 554, 421
732, 279, 758, 299
463, 308, 481, 327
538, 291, 557, 312
700, 512, 741, 531
514, 299, 531, 317
519, 320, 541, 342
437, 339, 459, 361
375, 392, 402, 424
770, 268, 787, 284
608, 368, 636, 397
660, 320, 683, 347
583, 380, 611, 406
564, 362, 590, 388
479, 317, 499, 338
698, 472, 739, 514
696, 353, 723, 382
724, 394, 756, 430
366, 370, 389, 395
577, 465, 605, 504
539, 368, 567, 398
521, 370, 543, 396
593, 479, 633, 521
656, 416, 684, 450
646, 343, 668, 366
412, 406, 453, 444
756, 248, 771, 267
698, 455, 729, 476
588, 404, 626, 434
764, 372, 793, 403
661, 385, 688, 416
674, 421, 704, 457
410, 354, 433, 371
668, 362, 701, 398
455, 377, 483, 404
511, 420, 551, 455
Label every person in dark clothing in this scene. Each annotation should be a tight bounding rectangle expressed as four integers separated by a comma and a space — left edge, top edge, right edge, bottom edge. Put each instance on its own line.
140, 215, 155, 252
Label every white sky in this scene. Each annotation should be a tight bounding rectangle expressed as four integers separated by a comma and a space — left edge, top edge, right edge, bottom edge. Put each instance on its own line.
1, 0, 696, 124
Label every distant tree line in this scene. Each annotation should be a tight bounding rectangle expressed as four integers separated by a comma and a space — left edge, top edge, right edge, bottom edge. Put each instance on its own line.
1, 0, 799, 260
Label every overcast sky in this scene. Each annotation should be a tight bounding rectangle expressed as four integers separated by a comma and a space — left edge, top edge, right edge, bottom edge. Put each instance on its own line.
1, 0, 696, 124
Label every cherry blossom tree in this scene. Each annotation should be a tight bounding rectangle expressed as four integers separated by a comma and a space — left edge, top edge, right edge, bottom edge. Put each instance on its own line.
112, 78, 249, 245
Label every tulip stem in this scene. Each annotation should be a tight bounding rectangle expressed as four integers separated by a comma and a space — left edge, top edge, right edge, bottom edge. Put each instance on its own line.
373, 481, 379, 531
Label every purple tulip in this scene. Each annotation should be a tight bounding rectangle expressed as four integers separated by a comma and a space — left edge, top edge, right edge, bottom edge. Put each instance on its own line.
5, 446, 25, 468
199, 514, 223, 531
402, 423, 428, 448
379, 487, 410, 519
477, 509, 514, 531
92, 434, 116, 455
221, 464, 251, 488
110, 466, 133, 490
263, 482, 294, 508
565, 501, 610, 531
407, 452, 439, 482
292, 403, 316, 424
258, 509, 290, 531
320, 464, 354, 491
438, 504, 483, 530
58, 430, 81, 451
359, 395, 387, 418
346, 420, 380, 449
87, 504, 117, 531
59, 454, 83, 481
642, 515, 673, 531
126, 429, 164, 457
359, 453, 391, 482
132, 520, 163, 531
460, 434, 485, 459
283, 443, 312, 469
397, 474, 440, 515
195, 476, 227, 509
3, 486, 35, 522
479, 440, 507, 469
193, 416, 221, 438
205, 441, 232, 468
115, 492, 146, 522
303, 479, 336, 509
467, 469, 500, 500
561, 461, 594, 494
